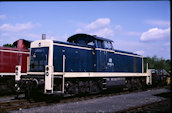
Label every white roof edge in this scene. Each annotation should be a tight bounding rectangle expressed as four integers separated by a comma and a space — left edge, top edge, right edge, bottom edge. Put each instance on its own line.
31, 40, 53, 48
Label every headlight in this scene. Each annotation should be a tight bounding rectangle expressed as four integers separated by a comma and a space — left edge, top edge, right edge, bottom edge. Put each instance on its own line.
15, 84, 18, 87
46, 72, 49, 76
16, 67, 18, 71
46, 67, 49, 71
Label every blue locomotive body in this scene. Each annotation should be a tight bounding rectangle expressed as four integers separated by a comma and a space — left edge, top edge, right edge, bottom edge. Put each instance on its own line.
30, 34, 142, 73
50, 34, 142, 73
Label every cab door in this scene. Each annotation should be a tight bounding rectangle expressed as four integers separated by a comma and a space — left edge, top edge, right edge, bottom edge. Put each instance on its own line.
100, 50, 107, 71
96, 40, 107, 72
100, 41, 115, 72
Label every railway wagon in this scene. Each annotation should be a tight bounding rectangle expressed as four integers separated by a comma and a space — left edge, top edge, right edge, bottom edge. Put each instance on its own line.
15, 34, 152, 97
0, 39, 30, 94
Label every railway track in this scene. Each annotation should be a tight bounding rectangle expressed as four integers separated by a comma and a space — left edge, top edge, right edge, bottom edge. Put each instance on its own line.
0, 86, 169, 113
116, 99, 171, 113
0, 99, 49, 113
0, 89, 131, 112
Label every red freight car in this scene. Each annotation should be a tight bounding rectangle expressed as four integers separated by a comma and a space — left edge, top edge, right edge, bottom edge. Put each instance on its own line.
0, 39, 31, 95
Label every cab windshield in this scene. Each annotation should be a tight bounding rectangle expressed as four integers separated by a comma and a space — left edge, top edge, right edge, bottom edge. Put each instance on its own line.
30, 47, 49, 72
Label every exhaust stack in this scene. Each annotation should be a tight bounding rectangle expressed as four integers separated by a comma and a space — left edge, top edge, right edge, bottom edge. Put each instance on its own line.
42, 34, 46, 40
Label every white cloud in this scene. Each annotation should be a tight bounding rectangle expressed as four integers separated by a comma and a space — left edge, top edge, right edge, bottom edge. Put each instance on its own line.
75, 18, 114, 37
75, 18, 141, 38
85, 18, 110, 30
91, 28, 114, 37
114, 38, 170, 59
0, 22, 41, 32
0, 14, 6, 19
0, 22, 41, 45
134, 50, 144, 55
114, 25, 141, 36
140, 27, 170, 42
146, 20, 170, 27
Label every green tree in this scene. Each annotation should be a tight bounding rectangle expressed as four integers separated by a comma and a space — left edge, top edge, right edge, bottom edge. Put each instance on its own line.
143, 55, 171, 73
3, 43, 15, 47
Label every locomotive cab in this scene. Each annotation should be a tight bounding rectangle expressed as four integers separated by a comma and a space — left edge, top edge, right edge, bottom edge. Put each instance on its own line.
67, 34, 115, 72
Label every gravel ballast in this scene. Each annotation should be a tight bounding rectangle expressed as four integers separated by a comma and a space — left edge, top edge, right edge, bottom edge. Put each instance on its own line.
10, 88, 170, 113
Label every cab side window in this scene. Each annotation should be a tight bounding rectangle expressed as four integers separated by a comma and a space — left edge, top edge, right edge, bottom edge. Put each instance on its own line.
103, 41, 113, 50
87, 41, 95, 46
110, 42, 114, 50
108, 42, 112, 50
97, 40, 104, 48
104, 41, 109, 49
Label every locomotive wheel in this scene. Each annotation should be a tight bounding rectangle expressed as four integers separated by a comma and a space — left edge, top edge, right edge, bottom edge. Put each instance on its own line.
6, 77, 15, 92
135, 78, 142, 90
25, 88, 31, 99
65, 81, 79, 94
126, 78, 143, 91
25, 81, 34, 99
89, 80, 101, 94
78, 81, 85, 94
126, 79, 132, 91
131, 78, 137, 91
64, 79, 102, 95
141, 78, 146, 90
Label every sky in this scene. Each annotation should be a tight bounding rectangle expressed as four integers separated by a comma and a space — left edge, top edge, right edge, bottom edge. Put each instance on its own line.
0, 1, 170, 59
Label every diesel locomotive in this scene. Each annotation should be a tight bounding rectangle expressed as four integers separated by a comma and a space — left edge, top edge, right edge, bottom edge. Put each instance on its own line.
0, 39, 30, 95
15, 34, 152, 97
